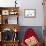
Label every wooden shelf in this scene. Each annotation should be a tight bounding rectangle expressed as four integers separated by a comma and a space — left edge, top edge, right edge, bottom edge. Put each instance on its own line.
0, 24, 20, 32
0, 40, 19, 45
0, 7, 20, 46
1, 40, 19, 46
0, 7, 19, 10
2, 40, 19, 42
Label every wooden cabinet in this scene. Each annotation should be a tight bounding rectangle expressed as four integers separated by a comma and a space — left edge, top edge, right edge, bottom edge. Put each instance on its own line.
0, 7, 20, 46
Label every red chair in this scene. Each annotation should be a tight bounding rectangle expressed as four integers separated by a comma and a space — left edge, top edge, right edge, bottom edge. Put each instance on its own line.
21, 28, 41, 46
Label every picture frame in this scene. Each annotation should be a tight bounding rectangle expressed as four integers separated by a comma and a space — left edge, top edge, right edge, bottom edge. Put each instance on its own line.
2, 10, 9, 15
24, 9, 36, 18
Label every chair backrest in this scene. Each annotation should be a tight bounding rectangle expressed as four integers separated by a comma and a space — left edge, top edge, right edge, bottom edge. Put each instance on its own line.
21, 28, 36, 46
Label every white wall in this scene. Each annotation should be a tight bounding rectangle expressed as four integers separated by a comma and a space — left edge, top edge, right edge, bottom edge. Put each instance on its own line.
0, 0, 15, 7
0, 0, 44, 26
18, 0, 44, 26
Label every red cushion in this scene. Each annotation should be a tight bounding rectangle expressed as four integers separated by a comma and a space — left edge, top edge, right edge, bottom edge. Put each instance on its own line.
21, 28, 41, 46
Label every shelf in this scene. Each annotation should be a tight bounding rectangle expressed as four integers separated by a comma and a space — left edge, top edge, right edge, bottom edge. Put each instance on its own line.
2, 40, 19, 46
1, 15, 18, 24
2, 40, 19, 43
0, 7, 20, 46
0, 7, 19, 10
0, 24, 20, 32
0, 7, 19, 16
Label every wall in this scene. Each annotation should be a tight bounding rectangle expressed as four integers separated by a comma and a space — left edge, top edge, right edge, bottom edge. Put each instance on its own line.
0, 0, 44, 26
18, 0, 44, 26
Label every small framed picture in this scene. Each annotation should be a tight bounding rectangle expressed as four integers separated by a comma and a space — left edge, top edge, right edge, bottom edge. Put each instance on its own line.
2, 10, 9, 15
24, 9, 36, 18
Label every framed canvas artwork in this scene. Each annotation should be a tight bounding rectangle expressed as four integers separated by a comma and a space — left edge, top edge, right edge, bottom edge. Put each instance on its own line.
2, 10, 9, 15
24, 9, 36, 18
